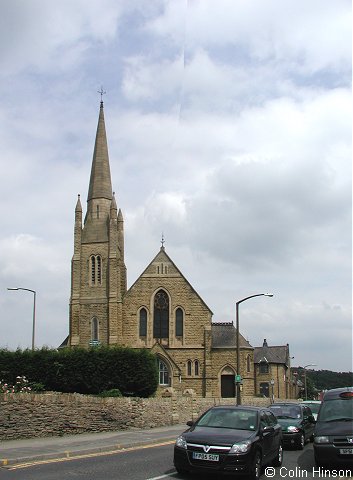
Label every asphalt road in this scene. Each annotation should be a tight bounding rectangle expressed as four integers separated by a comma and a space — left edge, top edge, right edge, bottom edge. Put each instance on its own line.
1, 442, 352, 480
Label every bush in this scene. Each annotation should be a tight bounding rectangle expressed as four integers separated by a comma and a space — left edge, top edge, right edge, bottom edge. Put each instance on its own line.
0, 347, 158, 397
98, 388, 122, 398
29, 382, 46, 392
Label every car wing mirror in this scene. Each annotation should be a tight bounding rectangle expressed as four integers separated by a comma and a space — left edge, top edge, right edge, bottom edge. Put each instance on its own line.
186, 420, 194, 427
262, 426, 274, 434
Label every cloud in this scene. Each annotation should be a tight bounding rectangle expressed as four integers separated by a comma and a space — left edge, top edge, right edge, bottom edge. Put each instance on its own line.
148, 0, 351, 74
0, 0, 123, 76
0, 0, 350, 372
121, 87, 351, 269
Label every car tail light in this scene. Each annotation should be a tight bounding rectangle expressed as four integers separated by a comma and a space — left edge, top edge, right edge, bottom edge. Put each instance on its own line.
339, 392, 353, 399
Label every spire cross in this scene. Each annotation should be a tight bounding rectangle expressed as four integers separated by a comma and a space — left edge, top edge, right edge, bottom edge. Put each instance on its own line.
161, 233, 165, 248
98, 86, 106, 103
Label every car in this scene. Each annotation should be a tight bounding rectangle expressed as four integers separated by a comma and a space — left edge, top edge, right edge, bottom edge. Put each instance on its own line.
301, 400, 322, 421
313, 387, 353, 467
268, 402, 315, 449
173, 405, 283, 480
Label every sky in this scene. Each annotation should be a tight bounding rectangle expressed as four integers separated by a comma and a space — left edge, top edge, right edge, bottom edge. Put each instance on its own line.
0, 0, 351, 373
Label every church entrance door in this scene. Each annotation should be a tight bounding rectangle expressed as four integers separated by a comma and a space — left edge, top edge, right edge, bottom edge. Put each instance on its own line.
221, 374, 235, 398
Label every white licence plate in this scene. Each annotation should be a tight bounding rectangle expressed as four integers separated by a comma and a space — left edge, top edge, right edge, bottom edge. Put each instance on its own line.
340, 448, 353, 455
193, 452, 219, 462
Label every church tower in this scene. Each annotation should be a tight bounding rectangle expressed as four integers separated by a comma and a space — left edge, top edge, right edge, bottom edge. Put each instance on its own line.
69, 101, 126, 347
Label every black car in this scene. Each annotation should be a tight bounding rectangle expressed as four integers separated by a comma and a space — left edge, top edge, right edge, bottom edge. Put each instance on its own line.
173, 405, 283, 480
268, 403, 315, 449
314, 387, 353, 467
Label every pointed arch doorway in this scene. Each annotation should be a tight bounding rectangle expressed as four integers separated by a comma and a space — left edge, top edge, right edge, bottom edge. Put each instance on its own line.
221, 366, 236, 398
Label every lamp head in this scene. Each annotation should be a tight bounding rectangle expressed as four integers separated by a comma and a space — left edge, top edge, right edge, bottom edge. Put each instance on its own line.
7, 287, 19, 291
264, 293, 273, 297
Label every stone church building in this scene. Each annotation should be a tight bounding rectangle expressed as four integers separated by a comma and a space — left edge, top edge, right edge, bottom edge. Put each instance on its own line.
68, 101, 292, 399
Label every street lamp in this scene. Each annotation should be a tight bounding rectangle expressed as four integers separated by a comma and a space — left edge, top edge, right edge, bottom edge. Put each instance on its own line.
303, 364, 317, 400
7, 287, 36, 351
235, 293, 273, 405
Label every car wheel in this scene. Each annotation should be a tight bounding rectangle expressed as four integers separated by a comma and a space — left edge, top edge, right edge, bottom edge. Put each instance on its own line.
272, 443, 283, 467
314, 455, 327, 468
249, 451, 262, 480
298, 433, 305, 450
175, 466, 189, 475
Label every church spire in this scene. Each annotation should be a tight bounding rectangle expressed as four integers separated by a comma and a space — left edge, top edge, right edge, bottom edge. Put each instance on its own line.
87, 101, 112, 202
82, 101, 114, 242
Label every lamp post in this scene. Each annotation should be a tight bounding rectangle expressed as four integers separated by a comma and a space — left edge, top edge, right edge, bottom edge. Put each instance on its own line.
7, 287, 36, 351
303, 363, 317, 400
235, 293, 273, 405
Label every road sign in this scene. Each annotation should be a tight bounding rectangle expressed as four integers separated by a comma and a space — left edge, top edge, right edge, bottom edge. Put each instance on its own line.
235, 375, 242, 383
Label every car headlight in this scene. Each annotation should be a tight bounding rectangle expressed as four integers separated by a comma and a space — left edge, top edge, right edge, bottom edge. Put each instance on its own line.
175, 435, 187, 450
287, 426, 300, 433
229, 440, 251, 453
314, 436, 330, 444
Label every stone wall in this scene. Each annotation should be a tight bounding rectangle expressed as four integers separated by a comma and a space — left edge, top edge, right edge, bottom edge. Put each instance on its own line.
0, 393, 270, 441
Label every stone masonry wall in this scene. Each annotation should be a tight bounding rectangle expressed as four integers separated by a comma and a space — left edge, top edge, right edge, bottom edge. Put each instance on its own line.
0, 393, 273, 441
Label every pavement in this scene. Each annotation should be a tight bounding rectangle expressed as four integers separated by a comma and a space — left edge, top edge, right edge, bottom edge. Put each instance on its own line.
0, 424, 186, 468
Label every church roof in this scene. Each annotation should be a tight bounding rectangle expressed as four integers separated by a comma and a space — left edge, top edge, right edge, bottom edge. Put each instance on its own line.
211, 322, 253, 349
58, 335, 69, 349
254, 339, 289, 365
87, 101, 112, 202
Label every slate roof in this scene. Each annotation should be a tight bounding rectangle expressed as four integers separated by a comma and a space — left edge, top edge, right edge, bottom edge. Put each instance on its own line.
211, 322, 253, 349
254, 339, 289, 365
58, 335, 69, 349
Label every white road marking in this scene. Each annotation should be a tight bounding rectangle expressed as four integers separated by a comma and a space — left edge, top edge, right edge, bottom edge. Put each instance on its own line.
146, 473, 178, 480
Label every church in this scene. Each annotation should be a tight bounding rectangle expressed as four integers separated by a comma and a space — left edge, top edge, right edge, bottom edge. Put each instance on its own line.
68, 101, 292, 399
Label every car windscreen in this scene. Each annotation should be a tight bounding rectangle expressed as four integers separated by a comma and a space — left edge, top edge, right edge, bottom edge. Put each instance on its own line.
197, 408, 258, 430
318, 398, 353, 422
270, 405, 301, 419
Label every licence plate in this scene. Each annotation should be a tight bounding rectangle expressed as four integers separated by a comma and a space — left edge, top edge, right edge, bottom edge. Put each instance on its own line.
340, 448, 353, 455
193, 452, 219, 462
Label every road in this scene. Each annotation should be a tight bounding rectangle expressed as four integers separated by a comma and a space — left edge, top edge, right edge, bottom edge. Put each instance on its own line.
1, 442, 352, 480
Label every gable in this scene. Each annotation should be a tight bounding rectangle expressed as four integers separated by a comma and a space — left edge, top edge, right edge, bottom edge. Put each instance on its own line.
126, 247, 213, 314
151, 342, 181, 372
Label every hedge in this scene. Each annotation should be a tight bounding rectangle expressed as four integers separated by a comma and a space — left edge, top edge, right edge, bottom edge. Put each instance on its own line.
0, 347, 158, 397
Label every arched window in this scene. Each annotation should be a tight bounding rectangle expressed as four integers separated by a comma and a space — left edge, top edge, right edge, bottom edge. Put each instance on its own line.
97, 256, 101, 283
157, 358, 169, 385
259, 361, 269, 374
91, 317, 99, 341
247, 354, 251, 373
153, 290, 169, 339
187, 360, 192, 376
175, 308, 183, 336
91, 256, 96, 284
90, 255, 102, 285
139, 308, 147, 336
156, 263, 168, 274
194, 360, 200, 376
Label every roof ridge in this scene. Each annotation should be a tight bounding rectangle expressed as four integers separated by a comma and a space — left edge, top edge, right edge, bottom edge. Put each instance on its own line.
212, 321, 233, 326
